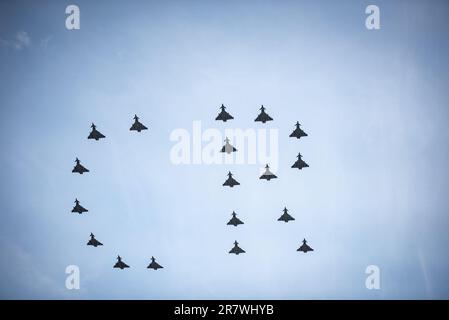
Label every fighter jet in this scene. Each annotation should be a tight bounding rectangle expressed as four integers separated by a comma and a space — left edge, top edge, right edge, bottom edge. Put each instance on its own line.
72, 158, 89, 174
87, 233, 103, 247
130, 114, 148, 132
220, 137, 237, 154
113, 255, 130, 269
259, 164, 277, 181
229, 241, 245, 255
71, 198, 88, 214
291, 153, 309, 170
278, 207, 295, 223
227, 211, 244, 227
289, 121, 308, 139
254, 105, 273, 123
215, 104, 234, 122
297, 239, 314, 253
87, 123, 106, 141
147, 256, 163, 270
223, 171, 240, 187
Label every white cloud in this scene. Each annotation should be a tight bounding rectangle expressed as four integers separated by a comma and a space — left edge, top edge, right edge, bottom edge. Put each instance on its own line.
0, 31, 31, 50
40, 35, 53, 48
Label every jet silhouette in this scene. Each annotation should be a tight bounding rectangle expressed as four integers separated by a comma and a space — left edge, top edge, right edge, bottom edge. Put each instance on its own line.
291, 153, 309, 170
215, 104, 234, 122
223, 171, 240, 187
130, 114, 148, 132
87, 233, 103, 247
72, 158, 89, 174
289, 121, 308, 139
147, 256, 163, 270
278, 207, 295, 223
71, 198, 88, 214
227, 211, 244, 227
229, 241, 245, 255
254, 105, 273, 123
113, 255, 130, 269
259, 164, 277, 181
87, 123, 106, 141
220, 137, 237, 154
297, 239, 314, 253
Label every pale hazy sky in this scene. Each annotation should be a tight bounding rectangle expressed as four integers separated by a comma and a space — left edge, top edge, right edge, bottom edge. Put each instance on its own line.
1, 0, 449, 299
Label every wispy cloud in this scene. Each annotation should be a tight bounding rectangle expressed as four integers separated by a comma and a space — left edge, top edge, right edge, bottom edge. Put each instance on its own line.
40, 35, 53, 48
0, 237, 70, 299
0, 31, 31, 50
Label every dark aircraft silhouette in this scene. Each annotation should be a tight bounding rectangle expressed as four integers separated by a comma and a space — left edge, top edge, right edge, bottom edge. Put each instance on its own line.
227, 211, 244, 227
223, 171, 240, 187
220, 137, 237, 154
278, 207, 295, 223
297, 239, 314, 253
71, 198, 88, 214
87, 123, 106, 141
289, 121, 308, 139
215, 104, 234, 122
87, 233, 103, 247
229, 241, 245, 255
72, 158, 89, 174
113, 255, 130, 269
254, 105, 273, 123
259, 164, 277, 181
130, 114, 148, 132
147, 256, 163, 270
291, 153, 309, 170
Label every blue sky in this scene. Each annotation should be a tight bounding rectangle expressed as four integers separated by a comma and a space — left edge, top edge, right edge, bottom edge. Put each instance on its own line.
1, 0, 449, 299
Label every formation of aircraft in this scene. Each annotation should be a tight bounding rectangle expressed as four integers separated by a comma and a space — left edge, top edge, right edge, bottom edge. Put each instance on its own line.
111, 255, 164, 270
216, 105, 313, 255
216, 106, 310, 179
72, 115, 165, 270
69, 107, 314, 274
86, 115, 149, 141
110, 254, 166, 270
